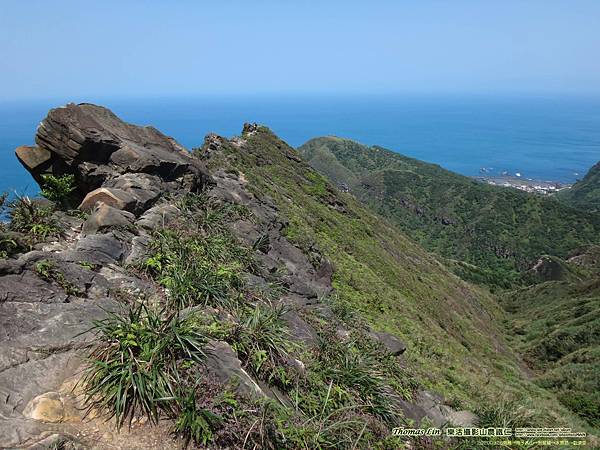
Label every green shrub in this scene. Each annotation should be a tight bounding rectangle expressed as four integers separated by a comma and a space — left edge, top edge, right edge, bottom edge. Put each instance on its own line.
142, 194, 254, 310
279, 381, 375, 450
81, 304, 207, 428
558, 390, 600, 428
143, 227, 251, 309
40, 174, 76, 207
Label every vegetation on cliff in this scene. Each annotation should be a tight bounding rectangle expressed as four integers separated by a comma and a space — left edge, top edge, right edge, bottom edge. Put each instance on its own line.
501, 252, 600, 428
196, 126, 590, 437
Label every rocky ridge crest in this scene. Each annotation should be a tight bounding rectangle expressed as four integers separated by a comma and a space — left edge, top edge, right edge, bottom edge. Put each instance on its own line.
2, 104, 473, 449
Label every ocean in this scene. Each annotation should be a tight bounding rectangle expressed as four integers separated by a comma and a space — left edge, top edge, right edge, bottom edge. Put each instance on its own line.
1, 94, 599, 195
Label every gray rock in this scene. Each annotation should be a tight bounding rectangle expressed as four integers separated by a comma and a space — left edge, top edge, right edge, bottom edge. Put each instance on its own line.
82, 202, 135, 235
406, 390, 477, 428
281, 309, 318, 346
204, 340, 264, 398
78, 187, 138, 212
136, 203, 180, 230
103, 173, 164, 212
72, 233, 126, 265
124, 233, 152, 266
446, 409, 477, 427
369, 330, 407, 356
15, 145, 53, 179
29, 103, 210, 193
0, 271, 69, 304
0, 289, 117, 449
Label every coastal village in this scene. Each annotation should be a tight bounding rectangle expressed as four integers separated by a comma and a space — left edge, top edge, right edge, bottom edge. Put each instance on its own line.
475, 175, 571, 196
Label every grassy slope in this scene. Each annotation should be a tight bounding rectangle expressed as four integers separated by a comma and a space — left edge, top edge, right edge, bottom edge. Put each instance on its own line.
197, 127, 588, 430
501, 274, 600, 428
558, 161, 600, 213
299, 137, 600, 287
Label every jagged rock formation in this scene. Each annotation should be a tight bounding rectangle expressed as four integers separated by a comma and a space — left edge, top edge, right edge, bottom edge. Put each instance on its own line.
1, 104, 475, 448
16, 103, 210, 210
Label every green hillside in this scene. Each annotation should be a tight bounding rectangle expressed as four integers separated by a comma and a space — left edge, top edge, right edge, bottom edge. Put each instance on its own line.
195, 126, 591, 435
299, 137, 600, 287
501, 256, 600, 427
558, 161, 600, 212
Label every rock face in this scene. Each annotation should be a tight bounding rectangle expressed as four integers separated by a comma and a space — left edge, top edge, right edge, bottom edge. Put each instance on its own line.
17, 103, 211, 208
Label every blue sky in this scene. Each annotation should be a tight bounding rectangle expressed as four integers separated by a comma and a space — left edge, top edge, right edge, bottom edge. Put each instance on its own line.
1, 0, 600, 100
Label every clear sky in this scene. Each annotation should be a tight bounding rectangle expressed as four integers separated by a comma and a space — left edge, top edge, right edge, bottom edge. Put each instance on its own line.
1, 0, 600, 100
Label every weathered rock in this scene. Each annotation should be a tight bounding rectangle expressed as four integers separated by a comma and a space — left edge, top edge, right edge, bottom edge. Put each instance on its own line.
82, 202, 135, 235
136, 203, 180, 230
71, 233, 126, 265
19, 103, 210, 194
209, 169, 254, 205
124, 233, 152, 266
79, 187, 137, 212
369, 330, 407, 356
204, 340, 264, 397
0, 288, 117, 448
15, 145, 53, 178
282, 309, 318, 346
23, 392, 65, 423
0, 271, 69, 304
396, 390, 478, 428
446, 409, 478, 427
104, 173, 164, 210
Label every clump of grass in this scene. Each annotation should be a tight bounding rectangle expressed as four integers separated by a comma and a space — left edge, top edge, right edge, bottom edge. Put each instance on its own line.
141, 194, 254, 310
81, 304, 207, 428
8, 195, 59, 239
311, 333, 401, 425
475, 397, 537, 429
296, 310, 416, 424
279, 381, 377, 449
173, 388, 223, 447
227, 302, 296, 388
453, 397, 541, 450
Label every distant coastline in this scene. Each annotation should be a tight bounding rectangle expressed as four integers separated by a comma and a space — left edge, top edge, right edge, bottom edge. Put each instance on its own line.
473, 175, 571, 195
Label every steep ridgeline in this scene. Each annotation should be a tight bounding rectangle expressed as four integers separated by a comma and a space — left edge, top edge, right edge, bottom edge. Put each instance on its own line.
0, 105, 592, 449
299, 137, 600, 287
558, 161, 600, 213
195, 127, 595, 438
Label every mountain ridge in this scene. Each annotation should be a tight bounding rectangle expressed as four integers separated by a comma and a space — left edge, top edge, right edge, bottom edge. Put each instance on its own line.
299, 136, 600, 288
0, 105, 595, 448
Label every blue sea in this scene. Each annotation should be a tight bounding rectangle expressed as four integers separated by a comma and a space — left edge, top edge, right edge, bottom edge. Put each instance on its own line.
1, 94, 599, 195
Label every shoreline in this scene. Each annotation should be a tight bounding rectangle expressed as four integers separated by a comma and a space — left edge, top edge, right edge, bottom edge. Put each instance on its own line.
473, 175, 571, 195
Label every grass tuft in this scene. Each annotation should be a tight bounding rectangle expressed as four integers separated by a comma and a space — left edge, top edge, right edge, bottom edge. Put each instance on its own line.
81, 304, 207, 429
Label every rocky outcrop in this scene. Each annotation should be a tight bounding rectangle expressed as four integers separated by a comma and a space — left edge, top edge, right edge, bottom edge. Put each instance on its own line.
17, 103, 211, 209
2, 104, 336, 448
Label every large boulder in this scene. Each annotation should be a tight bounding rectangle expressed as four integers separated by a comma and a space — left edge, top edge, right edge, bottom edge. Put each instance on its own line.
17, 103, 211, 197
